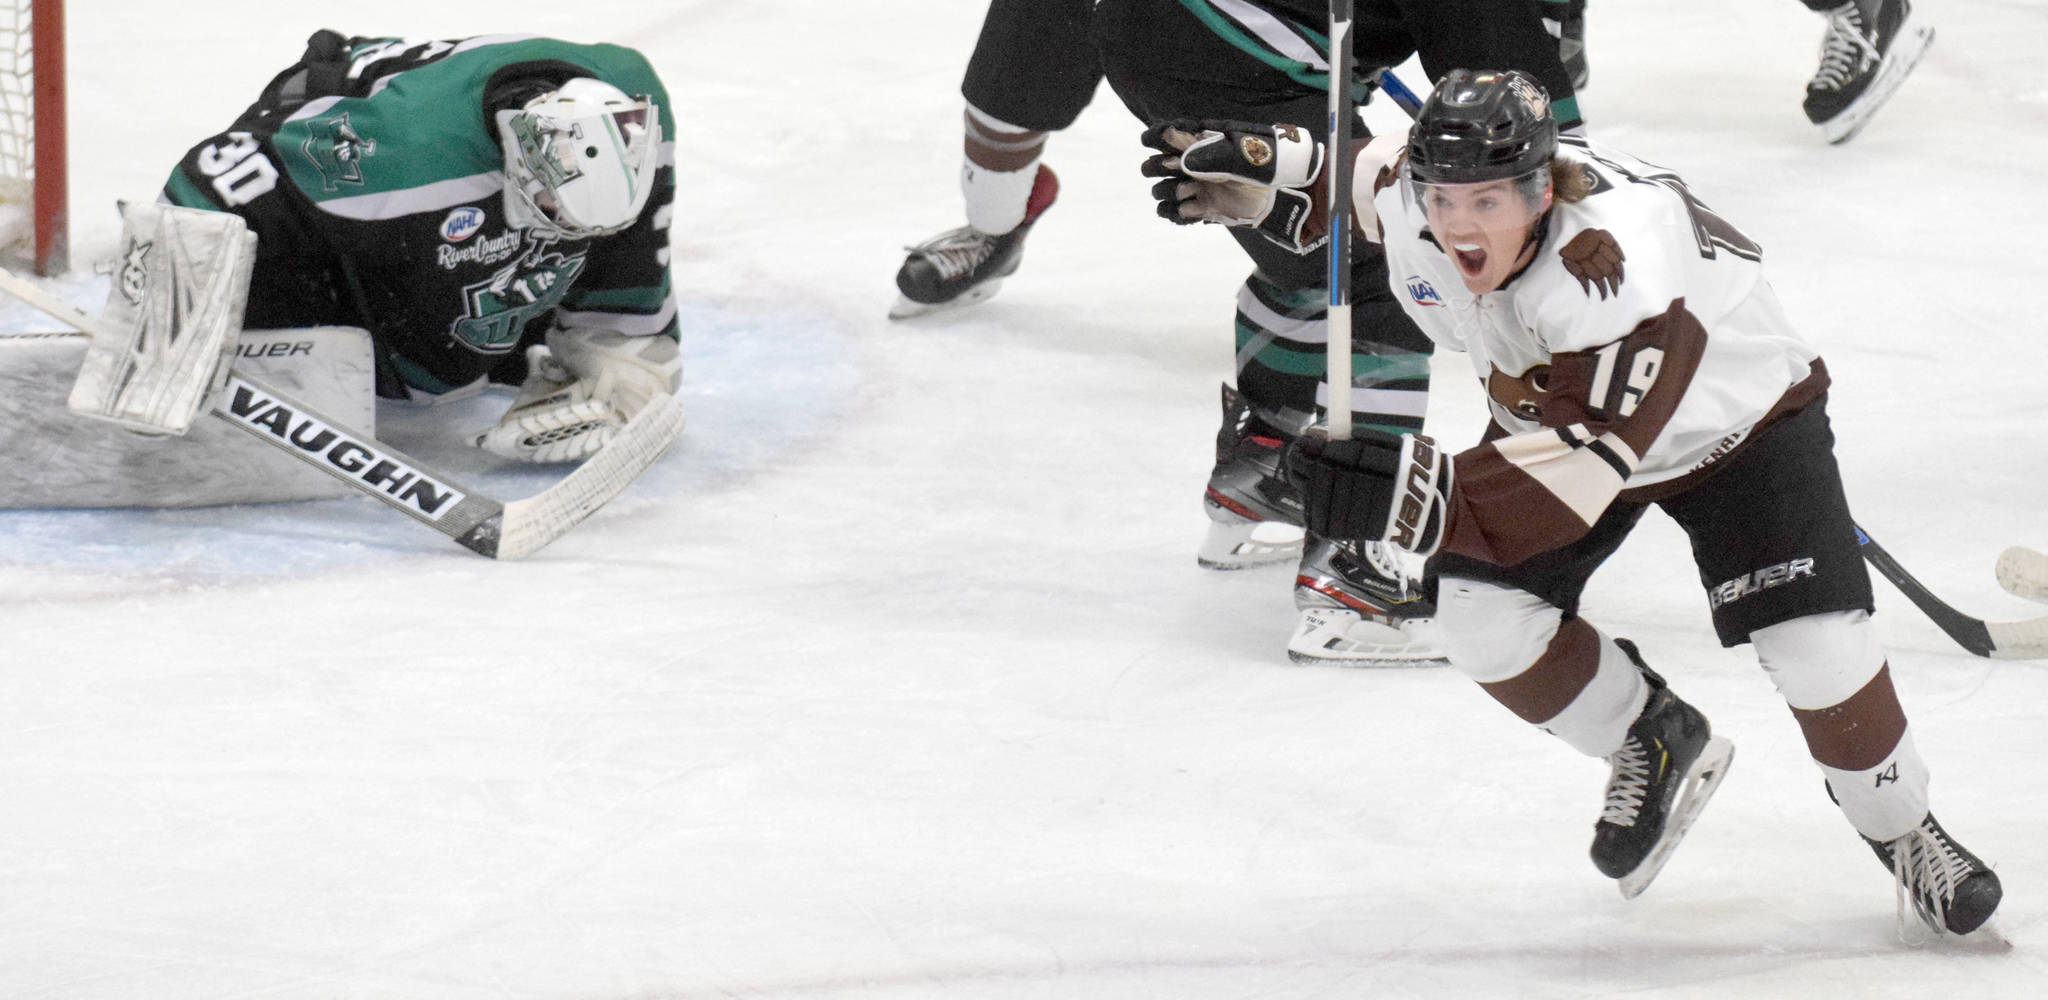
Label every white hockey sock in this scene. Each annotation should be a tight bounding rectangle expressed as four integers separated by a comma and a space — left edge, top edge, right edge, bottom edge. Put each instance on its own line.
961, 157, 1041, 236
1541, 634, 1652, 759
1821, 728, 1931, 843
961, 102, 1045, 235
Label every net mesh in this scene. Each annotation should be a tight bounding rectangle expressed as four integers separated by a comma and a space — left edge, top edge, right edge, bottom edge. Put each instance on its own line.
0, 4, 37, 257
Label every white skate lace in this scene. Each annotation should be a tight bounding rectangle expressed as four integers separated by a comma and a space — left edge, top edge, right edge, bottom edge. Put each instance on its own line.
1360, 540, 1410, 592
1886, 823, 1973, 936
903, 226, 995, 281
1599, 737, 1652, 827
1811, 4, 1879, 91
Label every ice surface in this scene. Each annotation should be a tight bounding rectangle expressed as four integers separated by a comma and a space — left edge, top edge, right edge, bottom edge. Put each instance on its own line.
5, 2, 2047, 996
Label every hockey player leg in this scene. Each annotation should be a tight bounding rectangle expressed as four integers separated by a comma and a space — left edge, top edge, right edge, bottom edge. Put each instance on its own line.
890, 105, 1060, 319
1198, 382, 1305, 570
1438, 579, 1733, 896
1594, 638, 1735, 899
1755, 611, 2002, 937
1802, 0, 1934, 143
1288, 536, 1443, 665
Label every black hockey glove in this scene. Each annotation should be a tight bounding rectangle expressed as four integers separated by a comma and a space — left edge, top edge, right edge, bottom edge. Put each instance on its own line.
1283, 429, 1453, 558
1140, 119, 1325, 253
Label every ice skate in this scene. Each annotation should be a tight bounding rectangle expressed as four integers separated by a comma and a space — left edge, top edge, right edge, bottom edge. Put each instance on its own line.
1863, 813, 2003, 937
1286, 536, 1444, 666
1590, 640, 1735, 898
1197, 383, 1305, 570
889, 164, 1058, 319
1802, 0, 1934, 144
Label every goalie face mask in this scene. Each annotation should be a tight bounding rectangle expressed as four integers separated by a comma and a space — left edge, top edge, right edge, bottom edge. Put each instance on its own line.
498, 78, 662, 240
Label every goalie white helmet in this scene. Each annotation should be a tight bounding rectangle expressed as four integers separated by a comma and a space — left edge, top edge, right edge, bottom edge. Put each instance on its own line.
497, 78, 662, 239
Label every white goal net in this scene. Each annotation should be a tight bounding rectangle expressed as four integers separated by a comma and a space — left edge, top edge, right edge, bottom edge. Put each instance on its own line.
0, 0, 63, 274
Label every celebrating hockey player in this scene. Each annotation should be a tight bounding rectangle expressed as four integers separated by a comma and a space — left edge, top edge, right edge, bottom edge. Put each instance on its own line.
1103, 0, 1583, 665
1150, 68, 2000, 933
162, 30, 681, 464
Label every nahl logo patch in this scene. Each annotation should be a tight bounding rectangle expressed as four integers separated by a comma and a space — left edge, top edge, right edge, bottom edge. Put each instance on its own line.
441, 207, 486, 243
1709, 557, 1816, 609
1405, 275, 1443, 307
223, 377, 466, 520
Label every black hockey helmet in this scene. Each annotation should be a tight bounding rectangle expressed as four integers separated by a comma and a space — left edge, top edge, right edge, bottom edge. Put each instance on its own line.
1406, 69, 1557, 185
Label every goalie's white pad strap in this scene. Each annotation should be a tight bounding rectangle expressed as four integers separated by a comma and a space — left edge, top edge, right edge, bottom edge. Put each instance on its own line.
67, 203, 257, 435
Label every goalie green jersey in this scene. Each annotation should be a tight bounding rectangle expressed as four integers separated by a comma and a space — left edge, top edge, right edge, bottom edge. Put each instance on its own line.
163, 31, 678, 398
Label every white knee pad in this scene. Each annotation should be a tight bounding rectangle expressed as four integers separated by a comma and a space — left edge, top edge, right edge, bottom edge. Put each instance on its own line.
1438, 578, 1647, 758
1436, 578, 1562, 683
1750, 610, 1885, 711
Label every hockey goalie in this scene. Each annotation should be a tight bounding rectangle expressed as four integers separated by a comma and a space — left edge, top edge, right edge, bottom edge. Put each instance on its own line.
2, 30, 681, 513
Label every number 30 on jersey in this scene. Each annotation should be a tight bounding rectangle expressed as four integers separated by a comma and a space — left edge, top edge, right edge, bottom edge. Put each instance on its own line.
195, 132, 279, 207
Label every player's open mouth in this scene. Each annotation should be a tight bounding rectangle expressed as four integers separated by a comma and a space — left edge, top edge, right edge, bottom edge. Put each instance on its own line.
1453, 242, 1487, 274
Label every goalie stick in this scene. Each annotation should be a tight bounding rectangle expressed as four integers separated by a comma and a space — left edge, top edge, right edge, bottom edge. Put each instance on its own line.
1855, 524, 2048, 660
0, 265, 683, 559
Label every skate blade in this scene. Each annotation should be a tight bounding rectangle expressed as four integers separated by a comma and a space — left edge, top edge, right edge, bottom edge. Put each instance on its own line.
1617, 736, 1736, 899
1899, 916, 2016, 951
1821, 23, 1934, 144
1285, 607, 1447, 667
1197, 519, 1304, 570
887, 279, 1006, 320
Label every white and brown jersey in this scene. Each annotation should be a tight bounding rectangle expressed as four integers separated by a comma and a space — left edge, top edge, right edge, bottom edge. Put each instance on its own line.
1374, 138, 1824, 566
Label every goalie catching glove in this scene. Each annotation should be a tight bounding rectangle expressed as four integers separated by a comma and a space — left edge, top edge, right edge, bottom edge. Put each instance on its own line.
477, 327, 682, 463
1140, 119, 1326, 252
1283, 429, 1453, 558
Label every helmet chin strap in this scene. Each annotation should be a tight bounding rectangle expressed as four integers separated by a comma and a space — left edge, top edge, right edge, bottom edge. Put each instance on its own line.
1502, 209, 1553, 285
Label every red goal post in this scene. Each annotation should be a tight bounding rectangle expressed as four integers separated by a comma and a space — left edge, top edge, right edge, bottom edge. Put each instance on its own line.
1, 0, 65, 275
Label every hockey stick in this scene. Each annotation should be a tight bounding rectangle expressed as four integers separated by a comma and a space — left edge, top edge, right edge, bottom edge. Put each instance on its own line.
0, 266, 682, 559
1372, 69, 1423, 117
1994, 545, 2048, 605
1854, 524, 2048, 659
1324, 0, 1357, 439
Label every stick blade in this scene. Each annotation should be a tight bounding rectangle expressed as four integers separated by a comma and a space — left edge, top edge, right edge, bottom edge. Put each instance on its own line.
1994, 546, 2048, 605
492, 392, 685, 559
1985, 617, 2048, 660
